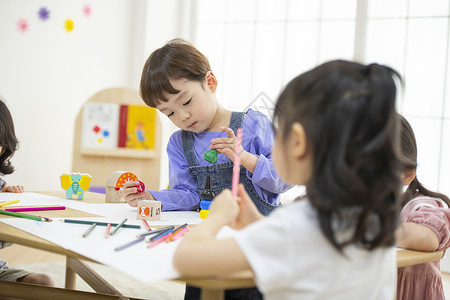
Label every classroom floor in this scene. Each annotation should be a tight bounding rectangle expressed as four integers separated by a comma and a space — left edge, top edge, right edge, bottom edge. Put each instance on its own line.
2, 244, 450, 299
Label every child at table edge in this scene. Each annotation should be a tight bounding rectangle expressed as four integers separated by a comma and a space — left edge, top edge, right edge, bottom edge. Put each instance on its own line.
173, 60, 405, 299
123, 38, 291, 215
395, 114, 450, 300
0, 98, 54, 287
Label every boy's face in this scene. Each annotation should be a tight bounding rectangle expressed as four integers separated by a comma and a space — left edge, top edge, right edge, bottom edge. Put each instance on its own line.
157, 74, 218, 133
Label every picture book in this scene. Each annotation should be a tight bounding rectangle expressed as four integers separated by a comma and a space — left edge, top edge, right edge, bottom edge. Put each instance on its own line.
118, 105, 156, 150
81, 102, 120, 149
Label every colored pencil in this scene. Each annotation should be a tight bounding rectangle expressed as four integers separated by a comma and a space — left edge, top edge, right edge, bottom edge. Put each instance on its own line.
136, 225, 174, 238
82, 223, 96, 237
61, 219, 140, 229
166, 223, 188, 242
142, 219, 151, 231
148, 228, 173, 242
105, 223, 111, 238
110, 218, 127, 235
0, 210, 50, 222
170, 226, 190, 241
147, 231, 173, 248
0, 199, 20, 207
115, 236, 145, 251
232, 128, 243, 197
1, 206, 65, 212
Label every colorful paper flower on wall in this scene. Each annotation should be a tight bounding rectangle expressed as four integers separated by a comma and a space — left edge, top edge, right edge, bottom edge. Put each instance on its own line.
38, 7, 50, 21
65, 19, 74, 32
83, 4, 92, 17
17, 19, 29, 33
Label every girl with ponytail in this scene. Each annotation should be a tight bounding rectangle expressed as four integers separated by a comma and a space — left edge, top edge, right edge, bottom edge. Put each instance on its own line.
396, 115, 450, 300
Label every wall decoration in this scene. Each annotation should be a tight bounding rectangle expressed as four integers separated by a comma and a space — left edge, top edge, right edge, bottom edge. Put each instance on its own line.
17, 19, 29, 33
83, 4, 92, 17
38, 7, 50, 21
65, 18, 74, 32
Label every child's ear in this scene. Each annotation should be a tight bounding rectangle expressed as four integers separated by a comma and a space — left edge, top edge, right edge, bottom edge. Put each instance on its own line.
205, 71, 218, 93
402, 169, 416, 186
291, 123, 307, 159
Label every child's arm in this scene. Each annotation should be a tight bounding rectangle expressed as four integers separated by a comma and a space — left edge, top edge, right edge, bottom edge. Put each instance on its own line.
397, 200, 450, 252
174, 186, 253, 277
2, 185, 24, 193
396, 222, 439, 251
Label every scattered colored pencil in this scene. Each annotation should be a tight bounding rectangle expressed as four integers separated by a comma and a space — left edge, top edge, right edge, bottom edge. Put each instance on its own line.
0, 199, 20, 207
170, 226, 190, 241
115, 236, 145, 251
0, 210, 51, 222
82, 223, 96, 237
1, 206, 65, 212
148, 228, 173, 242
61, 219, 140, 229
232, 128, 243, 197
105, 223, 111, 238
166, 223, 188, 242
142, 219, 151, 231
110, 218, 127, 236
136, 225, 174, 238
147, 231, 173, 248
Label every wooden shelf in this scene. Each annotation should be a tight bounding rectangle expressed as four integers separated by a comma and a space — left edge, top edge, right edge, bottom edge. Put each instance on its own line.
80, 148, 155, 159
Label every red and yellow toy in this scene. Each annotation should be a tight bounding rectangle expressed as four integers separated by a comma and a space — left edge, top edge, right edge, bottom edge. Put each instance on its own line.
106, 171, 143, 203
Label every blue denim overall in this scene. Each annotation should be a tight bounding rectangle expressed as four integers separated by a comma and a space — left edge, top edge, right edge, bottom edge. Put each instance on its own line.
182, 111, 271, 300
181, 111, 279, 216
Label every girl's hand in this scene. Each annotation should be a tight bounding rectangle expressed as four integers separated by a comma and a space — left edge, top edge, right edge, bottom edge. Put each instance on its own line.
123, 180, 154, 207
233, 184, 264, 230
210, 127, 245, 162
208, 189, 239, 226
3, 185, 24, 193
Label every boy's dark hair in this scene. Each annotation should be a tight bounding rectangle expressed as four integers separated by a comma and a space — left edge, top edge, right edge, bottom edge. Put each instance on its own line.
140, 38, 211, 108
0, 99, 18, 175
273, 60, 404, 252
399, 115, 450, 207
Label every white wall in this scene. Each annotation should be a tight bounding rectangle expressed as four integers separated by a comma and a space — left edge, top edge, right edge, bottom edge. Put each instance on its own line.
0, 0, 183, 191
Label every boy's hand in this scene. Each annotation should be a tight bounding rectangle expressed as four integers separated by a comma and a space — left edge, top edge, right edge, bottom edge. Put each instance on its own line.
233, 184, 264, 230
210, 127, 244, 162
123, 180, 154, 207
208, 189, 239, 226
210, 127, 258, 173
3, 185, 24, 193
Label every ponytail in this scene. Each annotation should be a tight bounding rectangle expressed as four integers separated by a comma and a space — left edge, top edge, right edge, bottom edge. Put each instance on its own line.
401, 176, 450, 208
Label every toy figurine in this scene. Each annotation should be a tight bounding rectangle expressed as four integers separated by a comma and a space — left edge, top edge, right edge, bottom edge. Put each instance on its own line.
204, 149, 218, 164
60, 173, 92, 200
106, 171, 140, 203
199, 175, 215, 219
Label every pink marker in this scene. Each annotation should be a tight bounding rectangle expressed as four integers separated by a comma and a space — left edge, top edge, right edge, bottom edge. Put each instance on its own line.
232, 128, 243, 197
2, 206, 65, 212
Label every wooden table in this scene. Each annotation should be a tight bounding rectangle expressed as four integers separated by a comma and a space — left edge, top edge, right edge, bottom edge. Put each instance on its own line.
0, 191, 445, 300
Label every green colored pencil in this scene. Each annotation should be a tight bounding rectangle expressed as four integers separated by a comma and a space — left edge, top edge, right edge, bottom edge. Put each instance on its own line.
0, 210, 50, 222
110, 218, 127, 235
61, 219, 140, 229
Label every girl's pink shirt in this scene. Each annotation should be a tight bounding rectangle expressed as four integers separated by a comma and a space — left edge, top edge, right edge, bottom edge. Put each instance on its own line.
397, 194, 450, 300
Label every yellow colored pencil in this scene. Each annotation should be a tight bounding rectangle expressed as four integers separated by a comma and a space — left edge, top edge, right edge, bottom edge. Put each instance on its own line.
0, 199, 20, 207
